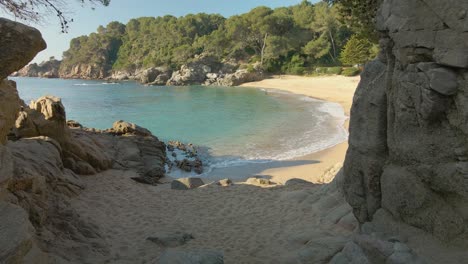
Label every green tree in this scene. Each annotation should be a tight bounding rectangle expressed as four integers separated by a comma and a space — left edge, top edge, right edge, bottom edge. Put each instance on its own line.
325, 0, 381, 41
340, 35, 374, 65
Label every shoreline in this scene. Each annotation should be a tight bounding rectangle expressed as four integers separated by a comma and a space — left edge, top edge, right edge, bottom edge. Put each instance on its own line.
237, 75, 360, 184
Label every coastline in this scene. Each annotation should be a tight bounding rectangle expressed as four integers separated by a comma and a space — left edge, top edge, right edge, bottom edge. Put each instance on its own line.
238, 75, 360, 184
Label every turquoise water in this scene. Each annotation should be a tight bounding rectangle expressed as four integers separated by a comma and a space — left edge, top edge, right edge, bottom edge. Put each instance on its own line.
12, 77, 347, 173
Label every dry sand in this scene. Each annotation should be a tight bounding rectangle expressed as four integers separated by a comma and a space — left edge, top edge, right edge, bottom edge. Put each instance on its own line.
71, 75, 360, 263
240, 75, 360, 184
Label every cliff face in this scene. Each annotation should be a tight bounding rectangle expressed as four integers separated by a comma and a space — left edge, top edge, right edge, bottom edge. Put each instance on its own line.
341, 0, 468, 261
14, 59, 61, 78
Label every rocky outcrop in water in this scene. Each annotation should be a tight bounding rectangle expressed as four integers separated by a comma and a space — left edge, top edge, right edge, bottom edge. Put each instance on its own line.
339, 0, 468, 262
13, 59, 61, 78
59, 63, 108, 79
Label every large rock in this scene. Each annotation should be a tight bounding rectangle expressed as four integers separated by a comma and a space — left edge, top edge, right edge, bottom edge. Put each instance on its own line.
343, 0, 468, 244
14, 59, 61, 78
138, 67, 172, 85
111, 120, 152, 137
0, 202, 48, 264
0, 80, 21, 144
0, 18, 46, 79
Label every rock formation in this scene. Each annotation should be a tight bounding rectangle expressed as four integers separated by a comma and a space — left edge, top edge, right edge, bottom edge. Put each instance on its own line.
12, 59, 61, 78
340, 0, 468, 262
0, 18, 167, 263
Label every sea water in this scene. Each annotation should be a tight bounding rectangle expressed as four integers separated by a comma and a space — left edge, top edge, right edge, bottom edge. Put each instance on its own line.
13, 77, 348, 176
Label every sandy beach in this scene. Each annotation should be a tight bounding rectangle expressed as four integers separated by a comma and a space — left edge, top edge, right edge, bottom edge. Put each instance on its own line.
239, 75, 360, 184
65, 75, 361, 263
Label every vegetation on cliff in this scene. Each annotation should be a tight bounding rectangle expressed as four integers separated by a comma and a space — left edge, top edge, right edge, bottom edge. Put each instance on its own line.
60, 1, 375, 76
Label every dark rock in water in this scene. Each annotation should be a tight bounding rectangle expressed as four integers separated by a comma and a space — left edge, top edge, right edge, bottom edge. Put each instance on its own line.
171, 178, 205, 190
158, 249, 224, 264
0, 18, 47, 79
147, 232, 194, 247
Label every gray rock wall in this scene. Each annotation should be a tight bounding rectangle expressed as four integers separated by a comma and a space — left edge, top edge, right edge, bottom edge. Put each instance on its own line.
344, 0, 468, 242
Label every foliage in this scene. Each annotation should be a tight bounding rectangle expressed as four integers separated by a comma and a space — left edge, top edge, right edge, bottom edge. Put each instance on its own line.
60, 1, 375, 75
340, 35, 374, 65
61, 21, 125, 71
341, 67, 361, 76
0, 0, 110, 32
315, 66, 342, 75
325, 0, 381, 41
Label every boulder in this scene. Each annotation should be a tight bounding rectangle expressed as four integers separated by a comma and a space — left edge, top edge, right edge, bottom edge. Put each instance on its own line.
246, 177, 272, 186
217, 178, 233, 187
0, 18, 47, 79
158, 249, 224, 264
138, 67, 172, 85
171, 178, 205, 190
213, 69, 264, 86
111, 120, 152, 137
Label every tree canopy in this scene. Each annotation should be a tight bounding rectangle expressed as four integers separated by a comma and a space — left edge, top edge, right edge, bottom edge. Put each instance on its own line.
61, 1, 376, 75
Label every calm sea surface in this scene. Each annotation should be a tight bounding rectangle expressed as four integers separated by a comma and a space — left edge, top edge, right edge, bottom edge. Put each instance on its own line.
12, 77, 347, 175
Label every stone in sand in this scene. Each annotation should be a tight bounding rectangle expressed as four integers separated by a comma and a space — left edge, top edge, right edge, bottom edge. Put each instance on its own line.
246, 177, 272, 185
217, 178, 233, 187
158, 249, 224, 264
147, 232, 194, 247
171, 178, 205, 190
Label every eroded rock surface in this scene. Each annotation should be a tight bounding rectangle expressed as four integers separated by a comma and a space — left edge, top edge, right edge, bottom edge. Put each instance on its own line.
342, 0, 468, 262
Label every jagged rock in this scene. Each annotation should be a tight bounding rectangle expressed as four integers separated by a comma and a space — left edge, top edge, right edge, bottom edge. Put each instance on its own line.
158, 249, 224, 264
212, 69, 264, 86
139, 67, 172, 85
59, 63, 108, 79
171, 178, 205, 190
0, 18, 47, 79
15, 59, 61, 78
111, 120, 152, 137
167, 55, 223, 86
147, 232, 194, 247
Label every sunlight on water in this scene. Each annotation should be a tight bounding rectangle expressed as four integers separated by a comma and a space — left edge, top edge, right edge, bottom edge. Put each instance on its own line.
13, 77, 347, 172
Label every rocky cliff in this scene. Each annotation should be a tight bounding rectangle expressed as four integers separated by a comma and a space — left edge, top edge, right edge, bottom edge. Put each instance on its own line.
0, 18, 167, 263
338, 0, 468, 263
12, 59, 61, 78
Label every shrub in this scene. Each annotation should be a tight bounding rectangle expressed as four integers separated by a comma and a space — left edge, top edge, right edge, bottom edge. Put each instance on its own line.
327, 67, 342, 75
341, 67, 361, 76
315, 67, 342, 75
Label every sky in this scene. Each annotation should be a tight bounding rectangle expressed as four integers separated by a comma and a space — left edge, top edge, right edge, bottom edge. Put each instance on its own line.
1, 0, 320, 63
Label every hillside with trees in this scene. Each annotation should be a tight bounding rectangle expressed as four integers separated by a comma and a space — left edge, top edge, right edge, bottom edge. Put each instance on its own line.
25, 1, 377, 84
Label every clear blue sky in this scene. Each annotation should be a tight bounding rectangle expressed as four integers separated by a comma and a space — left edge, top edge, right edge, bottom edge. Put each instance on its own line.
1, 0, 320, 63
